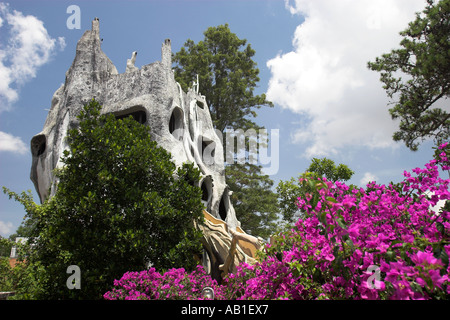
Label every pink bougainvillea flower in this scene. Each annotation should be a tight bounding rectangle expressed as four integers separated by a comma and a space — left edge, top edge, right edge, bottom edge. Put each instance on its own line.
104, 144, 450, 300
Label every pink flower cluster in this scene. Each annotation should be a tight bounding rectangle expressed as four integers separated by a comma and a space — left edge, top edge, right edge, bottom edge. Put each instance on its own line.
248, 142, 449, 300
104, 265, 225, 300
105, 143, 450, 300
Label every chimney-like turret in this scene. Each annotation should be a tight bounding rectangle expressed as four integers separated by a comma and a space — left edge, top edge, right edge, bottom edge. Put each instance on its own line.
161, 38, 172, 69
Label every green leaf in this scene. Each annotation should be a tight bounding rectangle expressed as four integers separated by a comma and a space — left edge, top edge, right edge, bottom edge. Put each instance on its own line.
345, 238, 354, 250
436, 221, 445, 234
337, 217, 347, 230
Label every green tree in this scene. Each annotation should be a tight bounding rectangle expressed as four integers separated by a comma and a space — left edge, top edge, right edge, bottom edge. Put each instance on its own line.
0, 190, 36, 258
226, 164, 278, 240
3, 99, 205, 299
0, 235, 45, 299
277, 158, 354, 223
0, 237, 9, 257
368, 0, 450, 151
277, 176, 304, 225
174, 24, 278, 238
307, 157, 354, 182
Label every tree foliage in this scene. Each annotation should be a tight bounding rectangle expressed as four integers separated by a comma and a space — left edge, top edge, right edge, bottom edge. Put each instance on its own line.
3, 99, 205, 299
307, 157, 354, 182
277, 176, 304, 225
277, 158, 354, 223
0, 234, 45, 299
368, 0, 450, 150
225, 164, 278, 239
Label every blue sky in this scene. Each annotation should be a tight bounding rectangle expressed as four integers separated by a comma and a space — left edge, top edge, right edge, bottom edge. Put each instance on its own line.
0, 0, 439, 237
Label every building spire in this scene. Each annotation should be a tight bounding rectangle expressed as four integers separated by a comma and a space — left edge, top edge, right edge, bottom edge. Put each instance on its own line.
92, 17, 100, 35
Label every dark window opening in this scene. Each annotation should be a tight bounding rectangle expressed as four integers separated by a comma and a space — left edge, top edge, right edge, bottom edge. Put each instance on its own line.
169, 107, 183, 140
219, 195, 227, 221
201, 177, 212, 202
196, 100, 204, 109
115, 110, 147, 124
201, 183, 209, 202
31, 135, 46, 157
188, 117, 195, 141
169, 113, 176, 133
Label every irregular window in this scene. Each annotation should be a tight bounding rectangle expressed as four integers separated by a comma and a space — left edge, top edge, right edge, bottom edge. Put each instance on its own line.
169, 107, 184, 141
201, 183, 209, 202
200, 176, 213, 211
196, 100, 204, 109
31, 134, 46, 157
115, 108, 147, 124
219, 191, 228, 221
201, 137, 216, 165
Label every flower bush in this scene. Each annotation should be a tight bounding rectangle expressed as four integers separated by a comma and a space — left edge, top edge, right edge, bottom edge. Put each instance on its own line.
105, 143, 450, 300
104, 265, 226, 300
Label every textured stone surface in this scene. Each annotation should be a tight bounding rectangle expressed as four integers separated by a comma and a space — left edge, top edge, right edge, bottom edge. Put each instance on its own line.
30, 19, 233, 224
30, 19, 260, 277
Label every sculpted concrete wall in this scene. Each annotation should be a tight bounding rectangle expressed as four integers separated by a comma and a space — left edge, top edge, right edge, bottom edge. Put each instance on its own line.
30, 18, 241, 231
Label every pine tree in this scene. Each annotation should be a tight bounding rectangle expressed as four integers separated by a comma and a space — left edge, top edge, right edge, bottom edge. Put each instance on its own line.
368, 0, 450, 150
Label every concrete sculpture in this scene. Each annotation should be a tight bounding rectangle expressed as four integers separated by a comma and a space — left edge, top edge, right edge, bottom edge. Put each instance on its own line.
30, 18, 261, 279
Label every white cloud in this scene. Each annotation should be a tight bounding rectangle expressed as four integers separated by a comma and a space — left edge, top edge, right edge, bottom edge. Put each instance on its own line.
267, 0, 427, 157
0, 3, 65, 111
360, 172, 379, 186
0, 130, 27, 154
0, 220, 14, 236
57, 36, 67, 51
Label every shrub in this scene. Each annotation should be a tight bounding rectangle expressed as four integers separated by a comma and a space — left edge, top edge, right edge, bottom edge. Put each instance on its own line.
104, 265, 225, 300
